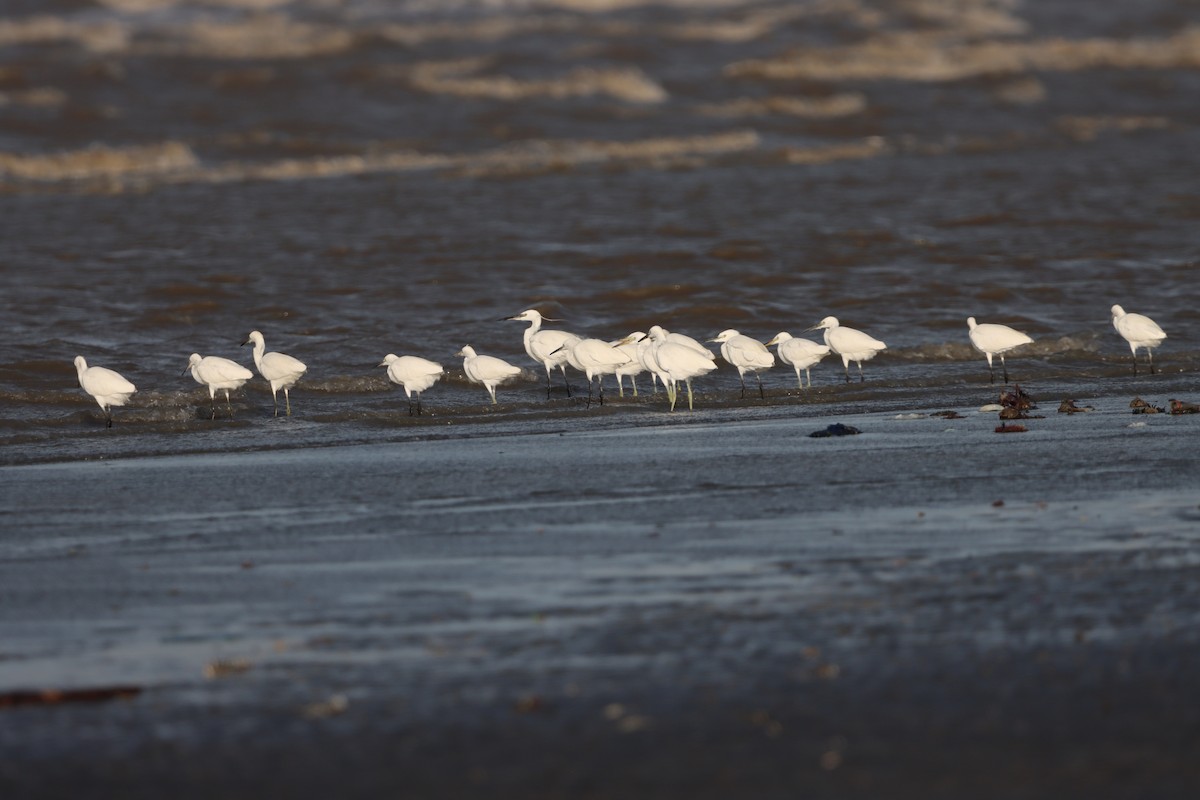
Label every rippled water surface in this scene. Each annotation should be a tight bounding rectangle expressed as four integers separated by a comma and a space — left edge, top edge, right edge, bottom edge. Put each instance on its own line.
1, 0, 1198, 462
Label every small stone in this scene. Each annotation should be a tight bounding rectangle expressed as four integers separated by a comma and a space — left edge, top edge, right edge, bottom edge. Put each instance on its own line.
809, 423, 861, 438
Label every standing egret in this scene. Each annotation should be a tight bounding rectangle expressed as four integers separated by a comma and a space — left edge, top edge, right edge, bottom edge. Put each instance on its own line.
709, 329, 775, 399
185, 353, 254, 419
647, 325, 715, 361
457, 346, 522, 404
379, 354, 444, 416
242, 330, 307, 416
646, 328, 716, 411
765, 332, 830, 389
1111, 304, 1166, 375
73, 356, 136, 428
559, 337, 631, 406
504, 309, 582, 397
637, 335, 665, 394
611, 332, 646, 396
966, 317, 1034, 384
806, 316, 887, 383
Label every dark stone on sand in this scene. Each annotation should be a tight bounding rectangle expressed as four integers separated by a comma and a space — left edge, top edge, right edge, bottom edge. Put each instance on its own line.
1169, 399, 1200, 415
1058, 399, 1093, 413
809, 423, 861, 438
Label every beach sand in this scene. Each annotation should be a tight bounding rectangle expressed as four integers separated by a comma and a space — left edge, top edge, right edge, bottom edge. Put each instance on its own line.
3, 401, 1200, 798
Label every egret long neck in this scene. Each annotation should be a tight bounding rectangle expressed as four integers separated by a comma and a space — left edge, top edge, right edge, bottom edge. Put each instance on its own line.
252, 340, 265, 370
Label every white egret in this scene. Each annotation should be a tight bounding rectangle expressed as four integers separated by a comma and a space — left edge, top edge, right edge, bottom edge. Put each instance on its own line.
241, 330, 307, 416
504, 309, 582, 396
646, 328, 716, 411
966, 317, 1034, 384
559, 337, 631, 406
709, 329, 775, 399
637, 335, 665, 394
379, 354, 444, 416
765, 332, 830, 389
806, 316, 887, 383
185, 353, 254, 419
611, 332, 646, 396
73, 356, 136, 428
456, 346, 522, 404
646, 325, 715, 361
1111, 304, 1166, 375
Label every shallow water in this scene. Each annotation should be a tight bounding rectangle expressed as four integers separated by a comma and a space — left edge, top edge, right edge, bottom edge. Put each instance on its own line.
1, 0, 1198, 463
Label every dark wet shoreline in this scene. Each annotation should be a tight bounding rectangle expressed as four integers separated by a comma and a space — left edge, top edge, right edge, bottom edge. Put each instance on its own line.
3, 405, 1200, 798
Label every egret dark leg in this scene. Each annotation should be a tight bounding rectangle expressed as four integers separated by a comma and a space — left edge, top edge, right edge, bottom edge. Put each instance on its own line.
1148, 349, 1156, 375
408, 397, 415, 417
272, 391, 279, 418
1132, 352, 1138, 376
757, 373, 765, 400
598, 378, 605, 406
225, 390, 234, 419
561, 367, 572, 398
739, 373, 747, 399
844, 364, 851, 384
210, 393, 218, 420
858, 362, 865, 383
417, 395, 423, 416
1001, 357, 1009, 385
285, 388, 292, 416
106, 410, 113, 428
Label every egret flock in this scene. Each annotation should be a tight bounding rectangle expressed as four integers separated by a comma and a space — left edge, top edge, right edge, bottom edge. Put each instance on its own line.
73, 308, 1169, 424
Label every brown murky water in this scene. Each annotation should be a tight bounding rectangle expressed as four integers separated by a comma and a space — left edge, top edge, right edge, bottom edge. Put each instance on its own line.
1, 0, 1198, 461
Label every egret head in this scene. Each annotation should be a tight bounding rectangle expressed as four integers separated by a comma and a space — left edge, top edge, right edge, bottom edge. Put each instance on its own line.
967, 317, 978, 330
242, 330, 264, 348
456, 346, 477, 358
764, 332, 792, 347
614, 332, 645, 346
806, 316, 839, 332
378, 354, 399, 368
646, 325, 668, 341
709, 329, 739, 343
73, 355, 88, 373
182, 353, 202, 375
1110, 304, 1125, 318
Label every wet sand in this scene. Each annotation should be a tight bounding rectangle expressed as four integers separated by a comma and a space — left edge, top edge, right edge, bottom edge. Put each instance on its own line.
3, 401, 1200, 798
